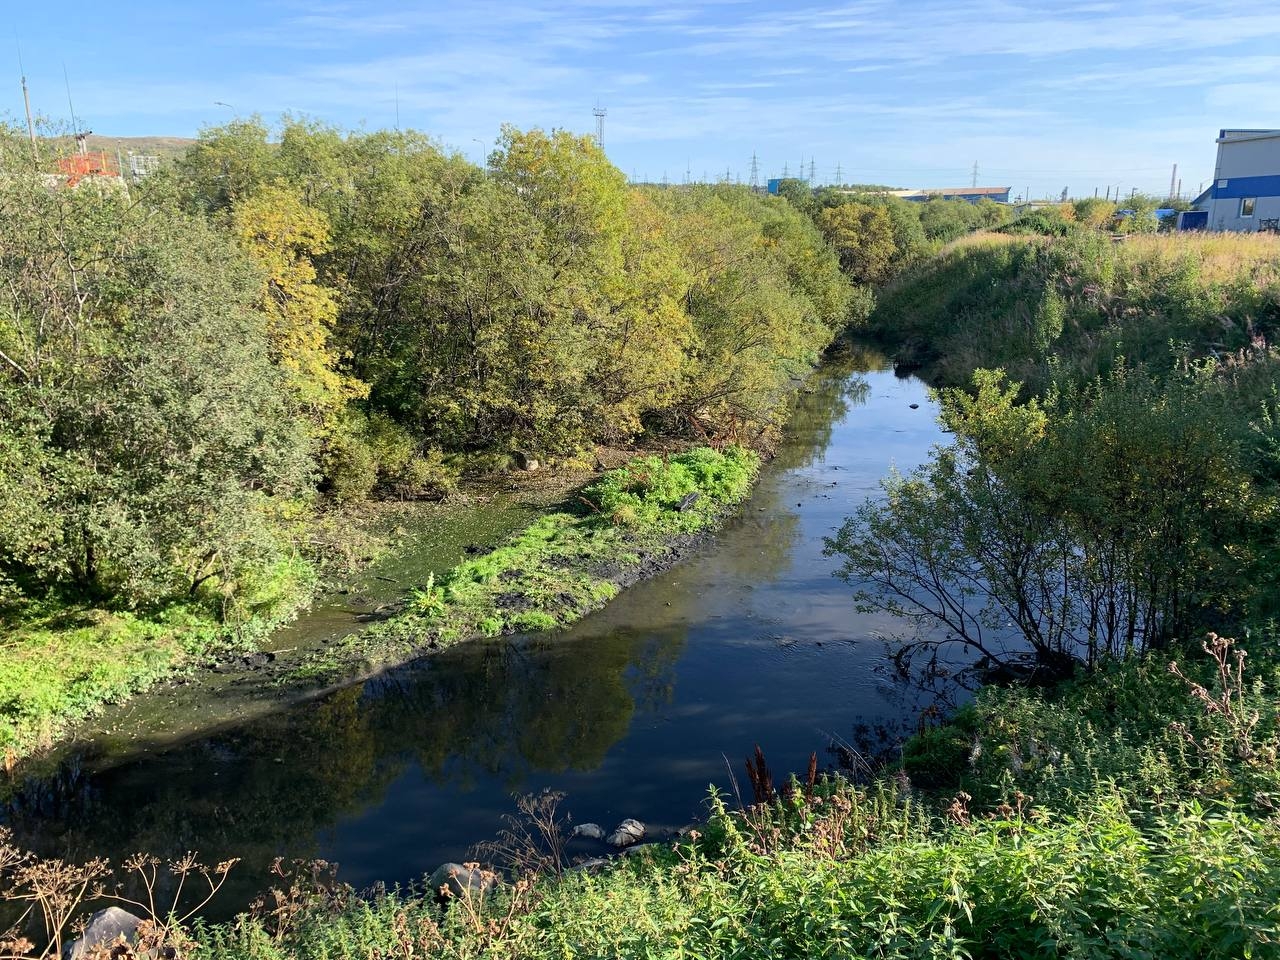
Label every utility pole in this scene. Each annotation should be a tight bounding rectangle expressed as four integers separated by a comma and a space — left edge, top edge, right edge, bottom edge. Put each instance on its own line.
593, 103, 607, 147
19, 69, 36, 163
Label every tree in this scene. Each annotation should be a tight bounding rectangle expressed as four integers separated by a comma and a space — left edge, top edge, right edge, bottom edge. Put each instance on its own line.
818, 202, 897, 285
826, 368, 1269, 678
0, 166, 313, 612
230, 184, 367, 427
171, 117, 275, 213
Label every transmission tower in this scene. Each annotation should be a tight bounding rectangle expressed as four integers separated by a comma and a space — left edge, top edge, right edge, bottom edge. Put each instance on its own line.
834, 161, 842, 185
592, 102, 607, 147
749, 151, 760, 189
808, 158, 816, 183
782, 161, 790, 178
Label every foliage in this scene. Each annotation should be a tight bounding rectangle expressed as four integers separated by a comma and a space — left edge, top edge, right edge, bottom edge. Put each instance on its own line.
997, 207, 1077, 237
827, 366, 1272, 675
818, 202, 897, 285
229, 184, 367, 425
294, 447, 758, 683
0, 163, 314, 612
648, 187, 853, 440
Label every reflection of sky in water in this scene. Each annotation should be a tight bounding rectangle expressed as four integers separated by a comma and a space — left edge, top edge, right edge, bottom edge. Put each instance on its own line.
5, 352, 949, 916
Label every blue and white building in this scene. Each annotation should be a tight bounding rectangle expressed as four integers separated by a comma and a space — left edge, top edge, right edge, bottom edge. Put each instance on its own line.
1200, 129, 1280, 231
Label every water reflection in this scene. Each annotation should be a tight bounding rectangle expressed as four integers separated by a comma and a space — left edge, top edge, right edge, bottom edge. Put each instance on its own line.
3, 345, 946, 920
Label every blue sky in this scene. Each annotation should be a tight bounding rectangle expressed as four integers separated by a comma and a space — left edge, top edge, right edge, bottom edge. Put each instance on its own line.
8, 1, 1280, 198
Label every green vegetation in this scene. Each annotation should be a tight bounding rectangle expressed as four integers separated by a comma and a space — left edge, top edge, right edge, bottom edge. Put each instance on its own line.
833, 230, 1280, 678
0, 113, 865, 760
293, 446, 758, 682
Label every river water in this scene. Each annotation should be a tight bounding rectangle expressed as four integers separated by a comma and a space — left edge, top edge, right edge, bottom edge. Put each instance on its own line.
3, 347, 944, 918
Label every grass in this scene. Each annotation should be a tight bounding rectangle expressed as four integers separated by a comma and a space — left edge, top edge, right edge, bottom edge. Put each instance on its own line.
872, 229, 1280, 392
0, 605, 247, 766
0, 555, 318, 766
292, 446, 760, 683
0, 447, 759, 765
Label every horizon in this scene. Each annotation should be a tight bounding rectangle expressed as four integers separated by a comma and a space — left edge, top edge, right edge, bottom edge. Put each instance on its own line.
9, 1, 1280, 199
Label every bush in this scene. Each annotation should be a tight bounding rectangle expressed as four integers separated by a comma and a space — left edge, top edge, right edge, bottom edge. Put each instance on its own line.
0, 169, 314, 611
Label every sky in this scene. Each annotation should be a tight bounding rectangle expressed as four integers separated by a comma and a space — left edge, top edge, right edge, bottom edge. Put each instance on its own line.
7, 0, 1280, 199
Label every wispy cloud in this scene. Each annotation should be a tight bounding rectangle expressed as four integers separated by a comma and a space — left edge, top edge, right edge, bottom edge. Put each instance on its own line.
12, 0, 1280, 196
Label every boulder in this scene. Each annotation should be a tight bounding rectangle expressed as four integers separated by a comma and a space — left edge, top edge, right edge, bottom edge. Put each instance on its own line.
606, 818, 645, 848
428, 862, 497, 901
572, 822, 605, 840
63, 907, 143, 960
513, 452, 540, 471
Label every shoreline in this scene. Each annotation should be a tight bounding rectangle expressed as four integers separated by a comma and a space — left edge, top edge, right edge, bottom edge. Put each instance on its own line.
6, 446, 760, 779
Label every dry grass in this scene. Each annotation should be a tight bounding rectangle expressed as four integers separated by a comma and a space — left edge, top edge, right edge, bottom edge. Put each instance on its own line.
1120, 231, 1280, 284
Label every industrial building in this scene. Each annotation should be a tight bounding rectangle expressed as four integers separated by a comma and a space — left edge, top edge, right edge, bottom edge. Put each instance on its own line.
1191, 129, 1280, 232
896, 186, 1011, 203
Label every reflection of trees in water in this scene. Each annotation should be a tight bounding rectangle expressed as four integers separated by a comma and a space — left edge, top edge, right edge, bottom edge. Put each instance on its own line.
1, 624, 686, 918
387, 624, 685, 786
771, 363, 871, 473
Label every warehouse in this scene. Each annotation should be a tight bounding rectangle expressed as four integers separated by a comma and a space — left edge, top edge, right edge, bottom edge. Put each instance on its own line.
1201, 129, 1280, 232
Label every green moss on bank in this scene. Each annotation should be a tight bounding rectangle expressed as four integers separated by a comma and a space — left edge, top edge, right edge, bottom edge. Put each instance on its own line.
1, 606, 255, 763
0, 555, 318, 764
293, 446, 760, 683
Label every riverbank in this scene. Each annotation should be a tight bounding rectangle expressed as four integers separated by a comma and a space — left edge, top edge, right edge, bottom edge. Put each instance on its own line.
6, 630, 1275, 959
0, 446, 758, 771
288, 446, 759, 687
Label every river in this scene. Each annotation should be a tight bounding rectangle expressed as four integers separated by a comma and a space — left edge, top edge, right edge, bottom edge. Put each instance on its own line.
2, 346, 945, 920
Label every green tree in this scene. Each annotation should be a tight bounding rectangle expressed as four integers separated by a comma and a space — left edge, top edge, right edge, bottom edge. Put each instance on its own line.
818, 202, 897, 285
827, 367, 1269, 674
171, 116, 275, 213
0, 165, 313, 611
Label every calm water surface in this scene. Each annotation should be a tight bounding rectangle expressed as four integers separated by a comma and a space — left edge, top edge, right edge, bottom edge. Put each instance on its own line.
4, 348, 944, 917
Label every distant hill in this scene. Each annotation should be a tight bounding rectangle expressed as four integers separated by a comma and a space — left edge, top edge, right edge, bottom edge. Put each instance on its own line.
35, 135, 196, 161
85, 135, 195, 159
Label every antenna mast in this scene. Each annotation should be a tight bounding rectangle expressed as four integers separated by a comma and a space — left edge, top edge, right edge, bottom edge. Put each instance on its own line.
592, 102, 606, 147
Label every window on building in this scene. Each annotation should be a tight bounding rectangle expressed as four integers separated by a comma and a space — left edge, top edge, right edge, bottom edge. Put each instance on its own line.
1241, 197, 1257, 217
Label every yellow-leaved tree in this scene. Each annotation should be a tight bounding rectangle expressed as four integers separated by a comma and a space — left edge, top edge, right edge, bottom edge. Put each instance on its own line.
231, 184, 366, 427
